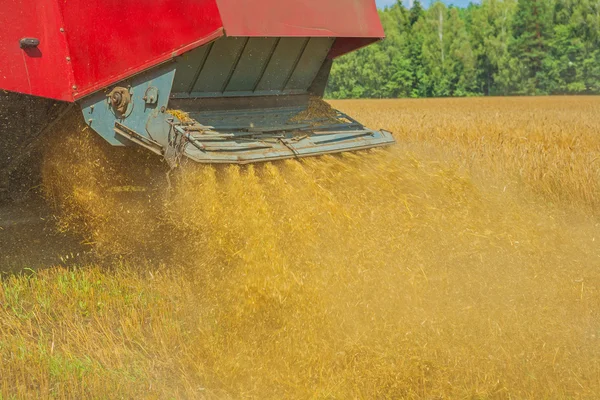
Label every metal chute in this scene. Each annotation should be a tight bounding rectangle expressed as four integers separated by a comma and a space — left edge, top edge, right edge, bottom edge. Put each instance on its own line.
160, 97, 394, 165
80, 36, 395, 165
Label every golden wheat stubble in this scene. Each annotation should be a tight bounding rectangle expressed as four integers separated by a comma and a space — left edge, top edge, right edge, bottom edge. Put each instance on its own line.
7, 97, 598, 398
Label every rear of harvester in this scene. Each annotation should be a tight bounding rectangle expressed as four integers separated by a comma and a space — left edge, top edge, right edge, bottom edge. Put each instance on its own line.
0, 0, 394, 190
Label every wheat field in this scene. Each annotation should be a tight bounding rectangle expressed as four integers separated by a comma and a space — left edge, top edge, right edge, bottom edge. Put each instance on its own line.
1, 97, 599, 398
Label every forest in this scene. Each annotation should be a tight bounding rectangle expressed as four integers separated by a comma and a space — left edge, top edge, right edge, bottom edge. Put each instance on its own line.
326, 0, 600, 98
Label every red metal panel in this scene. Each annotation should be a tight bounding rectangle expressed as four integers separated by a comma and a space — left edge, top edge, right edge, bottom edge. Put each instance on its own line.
0, 0, 74, 101
216, 0, 384, 38
57, 0, 224, 99
328, 37, 381, 59
0, 0, 383, 101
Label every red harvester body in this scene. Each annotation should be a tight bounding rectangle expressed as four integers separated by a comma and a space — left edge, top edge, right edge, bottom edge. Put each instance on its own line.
0, 0, 393, 195
0, 0, 383, 101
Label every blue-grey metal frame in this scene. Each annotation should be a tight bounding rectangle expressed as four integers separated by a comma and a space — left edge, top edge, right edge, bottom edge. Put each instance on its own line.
78, 36, 395, 165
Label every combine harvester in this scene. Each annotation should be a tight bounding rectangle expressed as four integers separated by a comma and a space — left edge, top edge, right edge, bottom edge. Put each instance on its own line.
0, 0, 394, 193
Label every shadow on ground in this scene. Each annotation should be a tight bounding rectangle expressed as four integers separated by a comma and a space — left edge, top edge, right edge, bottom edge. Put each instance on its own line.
0, 198, 90, 274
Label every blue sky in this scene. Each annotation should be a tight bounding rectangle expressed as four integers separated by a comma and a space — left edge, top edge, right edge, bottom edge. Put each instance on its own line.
376, 0, 481, 8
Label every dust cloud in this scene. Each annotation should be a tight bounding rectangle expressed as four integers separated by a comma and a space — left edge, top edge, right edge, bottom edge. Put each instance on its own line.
35, 107, 600, 398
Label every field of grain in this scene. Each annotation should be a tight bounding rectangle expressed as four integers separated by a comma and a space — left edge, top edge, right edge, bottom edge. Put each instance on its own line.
1, 97, 599, 398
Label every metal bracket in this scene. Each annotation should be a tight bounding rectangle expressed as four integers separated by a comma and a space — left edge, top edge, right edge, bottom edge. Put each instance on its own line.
114, 122, 163, 156
144, 86, 159, 105
107, 87, 131, 116
20, 38, 40, 49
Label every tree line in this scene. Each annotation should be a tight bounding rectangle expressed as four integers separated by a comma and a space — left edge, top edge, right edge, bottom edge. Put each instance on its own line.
326, 0, 600, 98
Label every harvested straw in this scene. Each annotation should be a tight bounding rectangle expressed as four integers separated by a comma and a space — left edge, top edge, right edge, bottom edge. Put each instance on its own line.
289, 96, 339, 125
41, 110, 169, 257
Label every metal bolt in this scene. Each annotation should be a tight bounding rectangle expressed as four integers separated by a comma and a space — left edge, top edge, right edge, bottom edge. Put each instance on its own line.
160, 106, 166, 113
66, 57, 71, 62
60, 28, 65, 33
90, 105, 95, 111
72, 85, 77, 90
111, 92, 122, 105
88, 119, 93, 124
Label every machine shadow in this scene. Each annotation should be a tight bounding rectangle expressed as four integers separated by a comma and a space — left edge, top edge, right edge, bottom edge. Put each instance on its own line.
0, 197, 92, 275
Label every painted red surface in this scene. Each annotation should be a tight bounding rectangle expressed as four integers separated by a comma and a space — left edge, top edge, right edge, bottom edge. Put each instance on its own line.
0, 0, 383, 102
216, 0, 384, 38
58, 0, 224, 99
0, 0, 74, 101
328, 37, 382, 59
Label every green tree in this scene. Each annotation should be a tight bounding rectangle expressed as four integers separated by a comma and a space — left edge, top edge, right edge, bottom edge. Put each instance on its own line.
414, 2, 477, 96
326, 0, 600, 98
542, 0, 600, 93
381, 3, 415, 97
509, 0, 554, 94
470, 0, 518, 94
410, 0, 426, 26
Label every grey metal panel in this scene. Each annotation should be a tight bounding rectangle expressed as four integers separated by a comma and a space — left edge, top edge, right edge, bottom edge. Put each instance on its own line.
255, 38, 309, 92
285, 38, 335, 91
80, 63, 178, 147
171, 44, 211, 93
225, 37, 279, 92
220, 38, 249, 92
192, 37, 247, 93
171, 37, 332, 97
170, 94, 310, 111
173, 89, 307, 99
